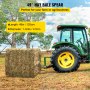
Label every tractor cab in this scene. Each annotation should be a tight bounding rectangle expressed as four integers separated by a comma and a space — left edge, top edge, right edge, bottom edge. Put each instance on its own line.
57, 25, 88, 43
53, 25, 89, 54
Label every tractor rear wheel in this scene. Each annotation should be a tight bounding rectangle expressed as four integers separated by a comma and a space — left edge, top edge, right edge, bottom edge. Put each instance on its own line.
51, 46, 80, 72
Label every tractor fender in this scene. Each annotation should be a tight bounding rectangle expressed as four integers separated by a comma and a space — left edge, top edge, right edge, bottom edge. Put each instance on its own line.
52, 42, 84, 55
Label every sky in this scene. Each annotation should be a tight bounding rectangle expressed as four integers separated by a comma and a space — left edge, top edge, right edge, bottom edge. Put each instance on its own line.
41, 0, 90, 34
49, 0, 90, 7
37, 0, 90, 7
0, 0, 90, 51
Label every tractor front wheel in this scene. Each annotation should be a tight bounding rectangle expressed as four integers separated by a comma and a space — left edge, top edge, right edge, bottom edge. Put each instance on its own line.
51, 46, 80, 72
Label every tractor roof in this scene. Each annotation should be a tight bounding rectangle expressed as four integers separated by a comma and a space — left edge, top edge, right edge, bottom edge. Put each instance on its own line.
57, 24, 87, 31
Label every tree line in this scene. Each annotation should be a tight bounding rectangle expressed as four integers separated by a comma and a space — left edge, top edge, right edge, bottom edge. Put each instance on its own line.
0, 0, 53, 50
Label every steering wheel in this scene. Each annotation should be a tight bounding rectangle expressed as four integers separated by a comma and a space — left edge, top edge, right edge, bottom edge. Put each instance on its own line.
76, 38, 86, 50
76, 38, 87, 52
76, 38, 82, 45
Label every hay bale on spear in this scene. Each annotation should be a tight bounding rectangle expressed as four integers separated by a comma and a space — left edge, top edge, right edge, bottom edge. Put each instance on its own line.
5, 48, 41, 78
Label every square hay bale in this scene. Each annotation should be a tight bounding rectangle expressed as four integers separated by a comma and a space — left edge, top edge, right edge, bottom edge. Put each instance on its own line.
5, 48, 41, 78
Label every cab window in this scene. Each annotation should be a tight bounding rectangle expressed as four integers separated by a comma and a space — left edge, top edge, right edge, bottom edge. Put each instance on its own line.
60, 28, 71, 42
73, 28, 87, 45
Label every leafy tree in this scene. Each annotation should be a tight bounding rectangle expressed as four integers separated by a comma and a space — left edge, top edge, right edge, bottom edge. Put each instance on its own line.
1, 0, 45, 48
0, 7, 8, 44
39, 35, 53, 49
17, 0, 45, 48
1, 0, 22, 47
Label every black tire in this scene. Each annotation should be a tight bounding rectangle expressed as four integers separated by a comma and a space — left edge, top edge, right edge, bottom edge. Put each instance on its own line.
51, 46, 80, 72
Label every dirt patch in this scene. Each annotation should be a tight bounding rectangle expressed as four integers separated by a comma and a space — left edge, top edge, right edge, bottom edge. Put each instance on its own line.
0, 63, 90, 90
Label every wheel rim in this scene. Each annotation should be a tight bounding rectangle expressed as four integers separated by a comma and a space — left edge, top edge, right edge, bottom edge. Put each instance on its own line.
58, 52, 75, 68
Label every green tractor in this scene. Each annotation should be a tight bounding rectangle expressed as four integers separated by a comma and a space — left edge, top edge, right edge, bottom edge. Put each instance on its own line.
51, 25, 90, 72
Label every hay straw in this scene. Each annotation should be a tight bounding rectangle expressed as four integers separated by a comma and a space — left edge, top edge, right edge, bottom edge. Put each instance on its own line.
5, 48, 41, 78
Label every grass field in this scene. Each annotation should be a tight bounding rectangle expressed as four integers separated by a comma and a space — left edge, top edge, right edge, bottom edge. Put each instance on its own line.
0, 57, 90, 90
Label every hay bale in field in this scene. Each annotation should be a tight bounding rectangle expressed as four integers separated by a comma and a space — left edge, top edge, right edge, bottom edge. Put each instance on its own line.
5, 48, 41, 78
